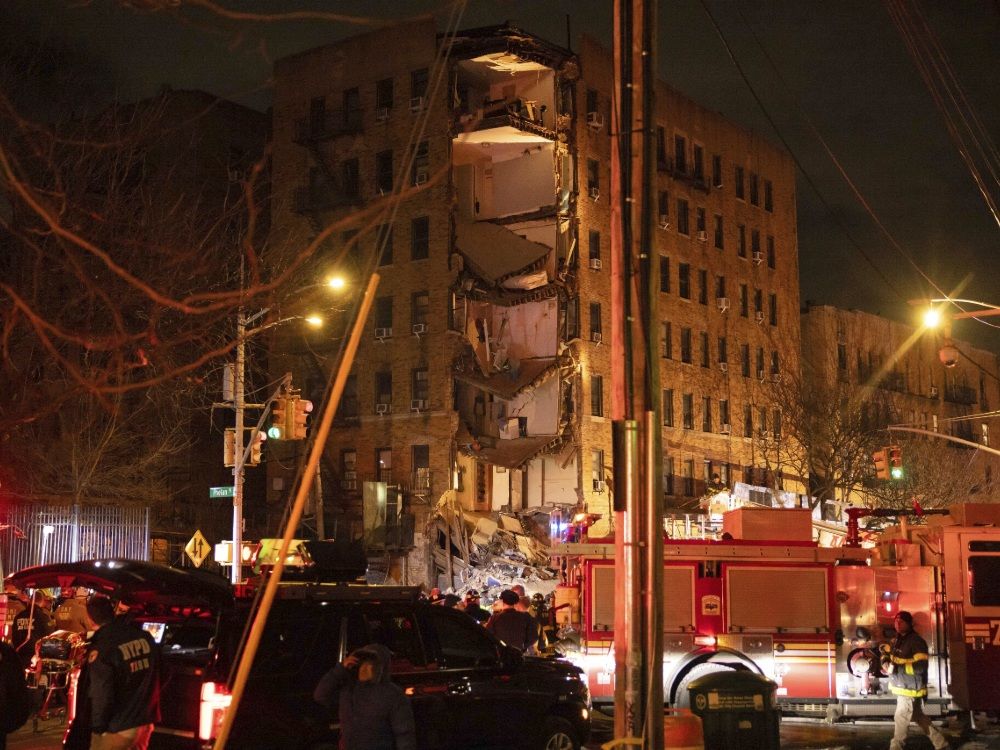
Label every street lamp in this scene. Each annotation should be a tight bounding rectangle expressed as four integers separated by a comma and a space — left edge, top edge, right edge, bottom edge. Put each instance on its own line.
914, 297, 1000, 369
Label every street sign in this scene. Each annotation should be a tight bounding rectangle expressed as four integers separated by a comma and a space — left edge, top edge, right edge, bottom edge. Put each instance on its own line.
185, 530, 211, 568
210, 486, 235, 498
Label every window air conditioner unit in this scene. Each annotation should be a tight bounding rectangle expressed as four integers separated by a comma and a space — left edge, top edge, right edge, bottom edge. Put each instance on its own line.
720, 423, 732, 435
696, 230, 707, 243
591, 331, 603, 344
929, 385, 939, 397
412, 323, 427, 335
414, 170, 429, 185
719, 362, 728, 373
586, 112, 604, 131
375, 327, 392, 339
375, 107, 390, 121
410, 399, 427, 412
752, 250, 763, 265
593, 479, 607, 492
344, 471, 357, 480
716, 297, 730, 312
589, 187, 600, 201
410, 96, 425, 112
658, 215, 670, 230
755, 312, 765, 325
589, 258, 602, 270
757, 369, 766, 381
375, 403, 391, 415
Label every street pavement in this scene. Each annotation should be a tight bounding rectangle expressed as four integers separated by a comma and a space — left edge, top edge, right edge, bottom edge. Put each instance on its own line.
9, 711, 1000, 749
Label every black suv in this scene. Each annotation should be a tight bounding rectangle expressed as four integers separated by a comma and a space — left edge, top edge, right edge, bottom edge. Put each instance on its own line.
9, 560, 590, 750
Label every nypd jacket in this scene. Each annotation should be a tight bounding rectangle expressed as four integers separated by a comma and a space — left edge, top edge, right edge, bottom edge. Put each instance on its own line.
888, 630, 930, 698
87, 619, 161, 734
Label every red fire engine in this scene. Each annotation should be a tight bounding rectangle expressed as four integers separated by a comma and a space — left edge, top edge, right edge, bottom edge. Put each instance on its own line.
550, 503, 1000, 719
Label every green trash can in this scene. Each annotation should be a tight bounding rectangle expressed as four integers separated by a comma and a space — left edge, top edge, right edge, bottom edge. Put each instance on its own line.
686, 671, 780, 750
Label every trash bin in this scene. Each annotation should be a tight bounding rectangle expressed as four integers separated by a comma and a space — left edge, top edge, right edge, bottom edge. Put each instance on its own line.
685, 671, 780, 750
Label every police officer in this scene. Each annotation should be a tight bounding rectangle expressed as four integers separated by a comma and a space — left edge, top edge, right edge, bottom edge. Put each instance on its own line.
882, 611, 949, 750
84, 597, 160, 750
10, 590, 53, 668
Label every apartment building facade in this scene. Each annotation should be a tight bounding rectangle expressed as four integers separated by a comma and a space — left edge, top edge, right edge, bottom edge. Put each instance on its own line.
268, 22, 803, 582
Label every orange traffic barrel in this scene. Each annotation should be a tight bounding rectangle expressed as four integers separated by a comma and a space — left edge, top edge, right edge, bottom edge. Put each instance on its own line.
664, 708, 704, 750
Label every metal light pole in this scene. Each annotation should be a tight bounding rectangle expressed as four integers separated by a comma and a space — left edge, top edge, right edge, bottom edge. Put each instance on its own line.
231, 310, 249, 585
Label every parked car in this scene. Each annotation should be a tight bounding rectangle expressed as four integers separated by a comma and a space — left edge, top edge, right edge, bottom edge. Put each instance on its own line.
7, 558, 591, 750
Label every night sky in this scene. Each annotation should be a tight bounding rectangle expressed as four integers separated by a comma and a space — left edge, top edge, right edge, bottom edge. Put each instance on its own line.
6, 0, 998, 351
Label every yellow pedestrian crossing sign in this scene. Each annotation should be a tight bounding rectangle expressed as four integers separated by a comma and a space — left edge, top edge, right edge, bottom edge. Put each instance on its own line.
185, 530, 210, 568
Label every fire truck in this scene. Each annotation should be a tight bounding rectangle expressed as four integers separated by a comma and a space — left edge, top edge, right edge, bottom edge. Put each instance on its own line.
550, 503, 1000, 719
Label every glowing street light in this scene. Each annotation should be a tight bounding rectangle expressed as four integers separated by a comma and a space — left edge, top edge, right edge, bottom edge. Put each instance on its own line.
921, 307, 943, 329
326, 275, 346, 291
304, 314, 323, 328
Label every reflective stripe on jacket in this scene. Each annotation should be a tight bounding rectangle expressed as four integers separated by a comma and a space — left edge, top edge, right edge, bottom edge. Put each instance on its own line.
889, 630, 930, 698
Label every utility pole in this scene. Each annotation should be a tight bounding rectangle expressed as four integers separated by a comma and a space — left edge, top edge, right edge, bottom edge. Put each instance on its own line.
231, 310, 248, 585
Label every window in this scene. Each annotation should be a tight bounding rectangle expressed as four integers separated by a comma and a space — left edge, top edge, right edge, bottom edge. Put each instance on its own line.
412, 140, 429, 186
715, 275, 727, 298
702, 397, 713, 432
712, 154, 723, 187
700, 331, 710, 367
591, 375, 604, 417
589, 230, 601, 261
754, 288, 763, 314
411, 216, 429, 260
342, 449, 357, 475
664, 456, 675, 495
448, 291, 463, 332
769, 294, 778, 326
656, 126, 667, 168
376, 78, 394, 111
741, 343, 750, 377
749, 171, 759, 205
770, 351, 780, 375
698, 269, 708, 304
838, 343, 848, 372
587, 159, 600, 193
680, 327, 692, 364
412, 445, 430, 489
764, 179, 773, 211
412, 367, 429, 401
658, 190, 669, 223
693, 144, 704, 182
758, 407, 768, 436
679, 263, 691, 299
677, 198, 689, 235
420, 608, 498, 668
376, 223, 393, 265
718, 336, 728, 364
739, 284, 748, 317
696, 207, 707, 235
375, 296, 393, 331
720, 399, 730, 428
659, 255, 670, 293
714, 215, 724, 249
682, 459, 695, 496
412, 291, 429, 327
772, 408, 782, 439
410, 68, 429, 102
661, 322, 673, 359
375, 371, 392, 411
682, 393, 694, 430
766, 236, 775, 268
590, 302, 602, 336
737, 224, 747, 257
375, 150, 394, 194
743, 404, 753, 437
342, 158, 360, 197
340, 375, 358, 418
343, 87, 361, 129
968, 556, 1000, 606
735, 165, 745, 199
586, 88, 599, 115
751, 229, 760, 256
674, 134, 687, 173
756, 347, 765, 378
564, 297, 579, 340
592, 449, 605, 490
308, 96, 326, 137
663, 389, 674, 427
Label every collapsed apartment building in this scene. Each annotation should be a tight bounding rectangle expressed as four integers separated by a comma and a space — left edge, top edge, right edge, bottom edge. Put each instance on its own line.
268, 21, 803, 589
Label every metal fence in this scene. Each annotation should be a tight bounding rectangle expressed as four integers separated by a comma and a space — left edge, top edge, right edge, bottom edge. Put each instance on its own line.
0, 504, 150, 577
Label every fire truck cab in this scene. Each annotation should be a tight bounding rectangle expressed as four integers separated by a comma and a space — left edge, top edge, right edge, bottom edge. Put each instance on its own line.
551, 504, 1000, 720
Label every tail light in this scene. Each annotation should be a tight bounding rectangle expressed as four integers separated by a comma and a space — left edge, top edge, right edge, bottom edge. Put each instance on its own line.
199, 682, 233, 741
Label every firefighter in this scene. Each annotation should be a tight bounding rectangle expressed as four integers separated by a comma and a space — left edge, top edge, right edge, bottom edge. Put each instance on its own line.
84, 597, 161, 750
881, 611, 949, 750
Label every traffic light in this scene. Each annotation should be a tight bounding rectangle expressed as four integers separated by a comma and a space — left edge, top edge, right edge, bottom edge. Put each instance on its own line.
872, 448, 890, 480
240, 542, 261, 566
248, 429, 266, 466
290, 397, 313, 440
888, 445, 904, 480
224, 428, 236, 467
268, 396, 288, 439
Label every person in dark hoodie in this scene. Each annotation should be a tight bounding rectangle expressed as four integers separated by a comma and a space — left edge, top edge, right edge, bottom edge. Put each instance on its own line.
313, 643, 416, 750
